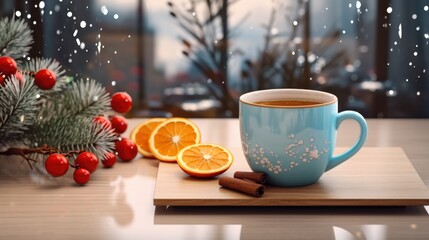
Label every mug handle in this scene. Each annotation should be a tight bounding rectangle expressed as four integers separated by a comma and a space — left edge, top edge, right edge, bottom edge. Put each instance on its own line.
325, 111, 368, 171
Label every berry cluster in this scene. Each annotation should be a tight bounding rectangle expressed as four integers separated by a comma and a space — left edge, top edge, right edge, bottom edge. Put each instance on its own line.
93, 91, 138, 166
43, 92, 137, 185
45, 152, 93, 185
0, 55, 138, 185
0, 56, 56, 89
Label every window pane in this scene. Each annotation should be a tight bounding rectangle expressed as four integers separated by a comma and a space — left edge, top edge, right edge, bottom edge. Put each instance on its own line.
1, 0, 428, 118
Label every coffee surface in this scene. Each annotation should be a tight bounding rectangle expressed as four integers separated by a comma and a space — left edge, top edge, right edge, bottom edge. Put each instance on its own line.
255, 100, 322, 107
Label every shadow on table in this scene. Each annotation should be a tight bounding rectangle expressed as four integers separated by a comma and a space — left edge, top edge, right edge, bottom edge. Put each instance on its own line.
154, 205, 429, 239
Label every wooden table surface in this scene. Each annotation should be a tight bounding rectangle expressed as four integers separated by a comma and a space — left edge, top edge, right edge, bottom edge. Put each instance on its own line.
1, 119, 429, 240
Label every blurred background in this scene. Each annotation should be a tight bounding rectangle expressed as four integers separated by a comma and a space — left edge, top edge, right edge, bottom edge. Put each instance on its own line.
1, 0, 428, 118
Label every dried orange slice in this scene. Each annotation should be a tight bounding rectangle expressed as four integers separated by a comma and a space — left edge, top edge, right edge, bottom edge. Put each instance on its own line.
177, 143, 233, 178
148, 118, 201, 162
130, 118, 166, 157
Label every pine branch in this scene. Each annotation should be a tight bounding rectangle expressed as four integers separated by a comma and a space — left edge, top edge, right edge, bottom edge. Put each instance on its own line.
28, 117, 117, 161
0, 17, 33, 60
0, 76, 40, 148
0, 145, 82, 169
39, 79, 111, 121
0, 16, 120, 177
64, 79, 111, 118
30, 78, 113, 160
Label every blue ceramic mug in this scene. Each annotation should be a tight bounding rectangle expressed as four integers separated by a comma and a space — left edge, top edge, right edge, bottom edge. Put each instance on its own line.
239, 89, 368, 187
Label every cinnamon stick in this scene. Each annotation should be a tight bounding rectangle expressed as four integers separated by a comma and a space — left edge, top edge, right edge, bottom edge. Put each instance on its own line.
219, 176, 265, 197
234, 171, 267, 184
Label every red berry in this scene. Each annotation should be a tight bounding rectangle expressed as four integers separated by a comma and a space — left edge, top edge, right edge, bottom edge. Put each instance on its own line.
0, 72, 24, 87
111, 92, 132, 113
75, 152, 99, 173
34, 69, 56, 90
110, 115, 128, 134
15, 71, 24, 82
102, 152, 117, 168
115, 138, 137, 161
93, 116, 111, 129
15, 71, 25, 86
0, 56, 17, 76
73, 168, 91, 185
45, 154, 69, 177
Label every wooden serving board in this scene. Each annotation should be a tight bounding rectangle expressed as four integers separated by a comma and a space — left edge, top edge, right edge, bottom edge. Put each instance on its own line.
153, 148, 429, 206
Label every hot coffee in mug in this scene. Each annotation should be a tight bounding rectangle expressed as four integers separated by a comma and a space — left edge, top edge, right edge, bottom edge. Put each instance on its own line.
239, 89, 368, 187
